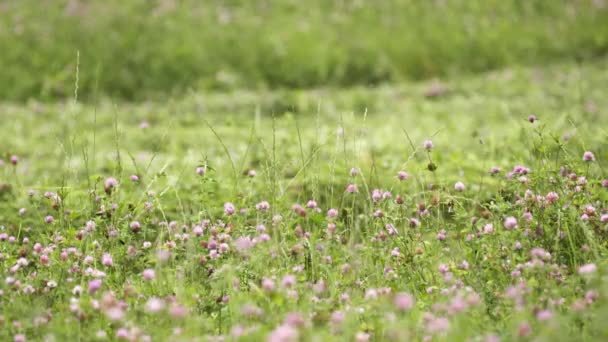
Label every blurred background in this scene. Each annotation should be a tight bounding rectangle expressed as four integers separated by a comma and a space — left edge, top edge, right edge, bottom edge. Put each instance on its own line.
1, 0, 607, 102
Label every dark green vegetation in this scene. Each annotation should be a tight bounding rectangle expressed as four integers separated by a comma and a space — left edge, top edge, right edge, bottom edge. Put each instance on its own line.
1, 0, 608, 101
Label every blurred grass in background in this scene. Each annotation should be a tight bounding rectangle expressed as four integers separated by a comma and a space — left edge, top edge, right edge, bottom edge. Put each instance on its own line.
1, 0, 607, 101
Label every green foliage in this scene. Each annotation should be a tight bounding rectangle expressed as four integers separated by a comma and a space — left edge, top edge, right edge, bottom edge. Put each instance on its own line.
1, 0, 608, 101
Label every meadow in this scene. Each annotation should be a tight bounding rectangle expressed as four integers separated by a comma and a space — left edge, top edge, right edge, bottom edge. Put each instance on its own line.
0, 57, 607, 341
2, 0, 608, 340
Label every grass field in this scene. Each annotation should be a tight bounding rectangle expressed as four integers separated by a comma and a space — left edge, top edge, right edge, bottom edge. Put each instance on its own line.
0, 58, 607, 341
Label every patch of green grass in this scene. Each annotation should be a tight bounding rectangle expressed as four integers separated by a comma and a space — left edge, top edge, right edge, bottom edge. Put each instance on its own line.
1, 0, 608, 101
0, 59, 607, 341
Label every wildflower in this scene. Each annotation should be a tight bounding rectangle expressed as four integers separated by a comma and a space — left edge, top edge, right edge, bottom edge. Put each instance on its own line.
242, 303, 264, 318
490, 166, 501, 174
371, 189, 382, 202
394, 293, 415, 311
585, 290, 598, 304
584, 205, 596, 216
426, 316, 450, 334
454, 182, 465, 192
346, 184, 358, 193
528, 115, 536, 123
219, 243, 230, 253
104, 177, 118, 194
582, 151, 595, 162
546, 191, 559, 204
88, 279, 102, 294
281, 275, 296, 288
10, 155, 18, 165
130, 221, 141, 232
224, 202, 236, 216
578, 263, 597, 275
504, 217, 518, 230
349, 168, 360, 176
466, 292, 482, 306
44, 215, 54, 224
142, 269, 156, 281
192, 225, 203, 236
255, 201, 270, 211
272, 214, 283, 226
101, 253, 113, 266
423, 140, 434, 150
483, 224, 494, 234
72, 285, 83, 295
536, 309, 553, 321
196, 167, 206, 176
248, 169, 257, 177
169, 303, 187, 318
397, 171, 409, 180
262, 278, 275, 292
355, 332, 371, 342
145, 297, 165, 313
365, 289, 379, 300
291, 204, 306, 217
234, 236, 254, 253
330, 310, 345, 326
267, 324, 298, 342
530, 248, 550, 260
576, 176, 588, 186
116, 328, 129, 340
104, 306, 125, 321
327, 208, 338, 219
85, 220, 96, 232
283, 312, 305, 327
449, 296, 467, 314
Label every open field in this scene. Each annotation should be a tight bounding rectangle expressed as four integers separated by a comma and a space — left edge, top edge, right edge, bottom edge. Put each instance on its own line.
1, 58, 607, 341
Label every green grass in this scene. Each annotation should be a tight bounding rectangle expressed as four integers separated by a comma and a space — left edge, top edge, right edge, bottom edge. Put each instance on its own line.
1, 0, 608, 101
0, 59, 607, 341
